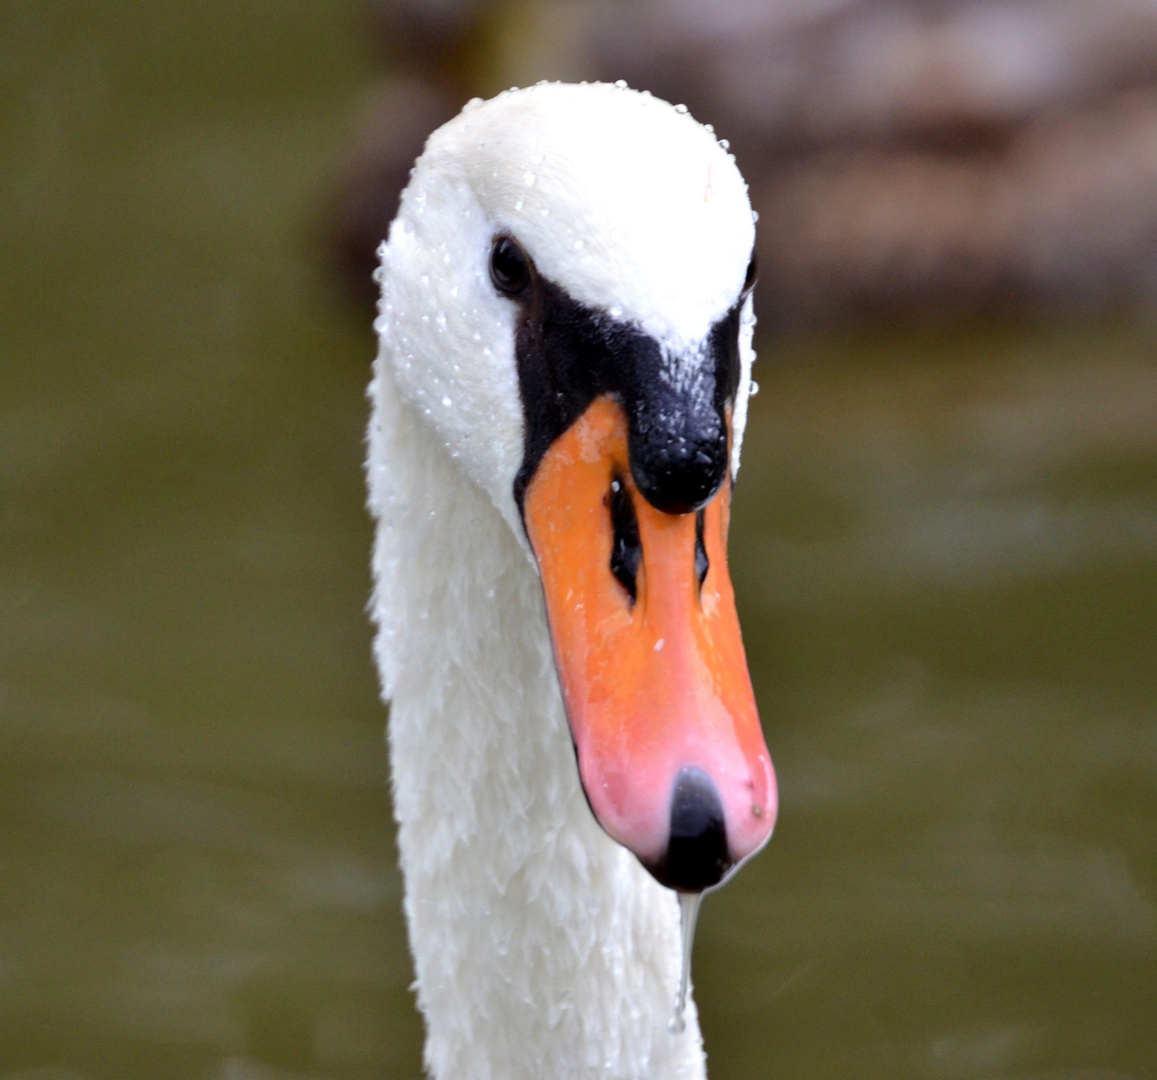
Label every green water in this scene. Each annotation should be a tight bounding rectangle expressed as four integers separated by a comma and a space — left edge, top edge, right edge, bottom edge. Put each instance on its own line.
2, 4, 1155, 1078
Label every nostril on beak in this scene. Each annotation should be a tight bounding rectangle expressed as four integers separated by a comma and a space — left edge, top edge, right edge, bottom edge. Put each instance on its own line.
646, 766, 732, 892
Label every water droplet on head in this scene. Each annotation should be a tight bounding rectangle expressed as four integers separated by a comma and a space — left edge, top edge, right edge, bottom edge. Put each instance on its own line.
749, 380, 760, 397
718, 138, 730, 150
614, 79, 628, 90
674, 103, 688, 114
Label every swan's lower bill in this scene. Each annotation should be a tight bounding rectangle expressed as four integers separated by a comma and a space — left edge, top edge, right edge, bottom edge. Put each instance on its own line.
523, 395, 777, 891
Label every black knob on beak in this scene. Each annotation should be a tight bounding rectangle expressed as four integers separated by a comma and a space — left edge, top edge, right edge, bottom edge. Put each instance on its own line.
627, 411, 728, 515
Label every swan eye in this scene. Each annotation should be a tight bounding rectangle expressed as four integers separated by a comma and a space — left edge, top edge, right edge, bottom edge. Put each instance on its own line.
742, 253, 758, 298
607, 476, 641, 605
490, 236, 531, 296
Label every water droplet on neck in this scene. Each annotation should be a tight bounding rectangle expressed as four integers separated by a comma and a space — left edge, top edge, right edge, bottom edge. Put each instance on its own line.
668, 891, 703, 1035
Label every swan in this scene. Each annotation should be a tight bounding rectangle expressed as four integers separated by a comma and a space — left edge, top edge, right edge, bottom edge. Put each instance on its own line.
366, 81, 777, 1080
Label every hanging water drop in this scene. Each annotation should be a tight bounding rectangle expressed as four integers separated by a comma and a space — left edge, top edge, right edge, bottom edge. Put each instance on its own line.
669, 891, 702, 1035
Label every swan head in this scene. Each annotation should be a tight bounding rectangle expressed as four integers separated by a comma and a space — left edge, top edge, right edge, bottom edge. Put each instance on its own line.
378, 82, 776, 891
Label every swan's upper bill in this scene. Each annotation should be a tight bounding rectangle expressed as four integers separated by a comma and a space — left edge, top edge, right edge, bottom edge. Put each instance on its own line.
375, 80, 775, 891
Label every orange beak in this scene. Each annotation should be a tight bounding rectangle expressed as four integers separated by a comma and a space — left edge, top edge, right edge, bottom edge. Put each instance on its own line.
523, 395, 776, 891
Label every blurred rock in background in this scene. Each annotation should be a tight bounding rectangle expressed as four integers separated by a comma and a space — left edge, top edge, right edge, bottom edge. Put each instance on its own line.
330, 0, 1157, 325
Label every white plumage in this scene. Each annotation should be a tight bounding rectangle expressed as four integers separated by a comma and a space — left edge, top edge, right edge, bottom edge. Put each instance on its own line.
367, 82, 760, 1080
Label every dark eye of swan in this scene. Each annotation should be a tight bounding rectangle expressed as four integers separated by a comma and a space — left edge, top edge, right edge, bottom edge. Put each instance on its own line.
742, 253, 758, 298
490, 236, 531, 296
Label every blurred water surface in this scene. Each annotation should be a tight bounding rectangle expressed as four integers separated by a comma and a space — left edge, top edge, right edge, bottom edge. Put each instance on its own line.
1, 4, 1155, 1080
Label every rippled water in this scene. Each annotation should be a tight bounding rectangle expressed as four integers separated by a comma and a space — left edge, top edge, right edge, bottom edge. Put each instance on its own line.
2, 5, 1155, 1079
